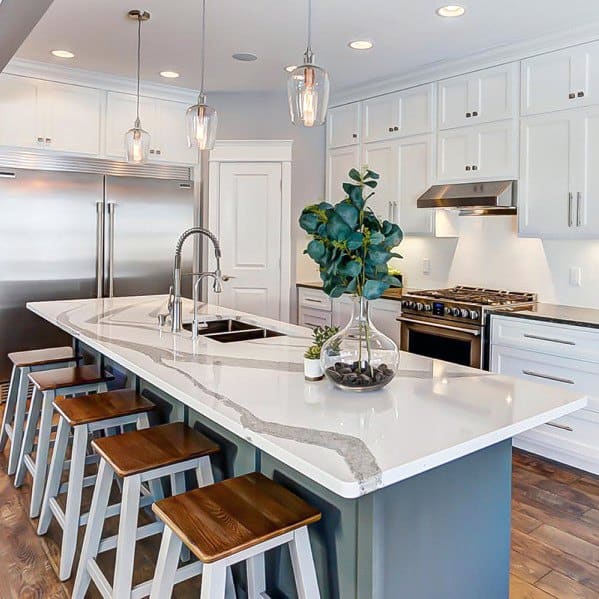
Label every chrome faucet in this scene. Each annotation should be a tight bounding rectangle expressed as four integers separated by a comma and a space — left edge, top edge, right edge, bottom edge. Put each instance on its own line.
170, 227, 224, 333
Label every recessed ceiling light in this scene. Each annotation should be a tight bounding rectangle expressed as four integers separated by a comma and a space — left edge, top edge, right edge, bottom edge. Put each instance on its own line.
436, 5, 466, 17
348, 40, 373, 50
51, 49, 75, 59
160, 71, 180, 78
232, 53, 258, 62
284, 65, 297, 73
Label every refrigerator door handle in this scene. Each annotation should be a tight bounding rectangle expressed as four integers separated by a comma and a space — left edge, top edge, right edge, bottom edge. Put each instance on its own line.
107, 202, 116, 297
96, 201, 105, 298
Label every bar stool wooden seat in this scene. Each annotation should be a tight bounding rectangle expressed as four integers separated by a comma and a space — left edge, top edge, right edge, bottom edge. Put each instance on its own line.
37, 389, 156, 581
150, 472, 322, 599
14, 365, 114, 518
0, 346, 77, 476
73, 422, 220, 599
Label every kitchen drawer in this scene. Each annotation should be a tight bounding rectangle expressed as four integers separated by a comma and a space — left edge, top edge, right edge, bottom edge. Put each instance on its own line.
298, 306, 332, 330
298, 287, 332, 311
491, 315, 599, 364
491, 344, 599, 412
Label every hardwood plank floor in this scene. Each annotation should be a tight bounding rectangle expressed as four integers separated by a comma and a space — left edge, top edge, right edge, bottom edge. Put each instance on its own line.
0, 400, 598, 598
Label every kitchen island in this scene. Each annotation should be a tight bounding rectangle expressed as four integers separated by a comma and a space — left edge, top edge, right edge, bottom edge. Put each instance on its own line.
28, 295, 587, 599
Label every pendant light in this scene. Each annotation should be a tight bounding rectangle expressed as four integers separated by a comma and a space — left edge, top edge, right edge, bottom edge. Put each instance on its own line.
287, 0, 330, 127
125, 9, 151, 164
186, 0, 218, 150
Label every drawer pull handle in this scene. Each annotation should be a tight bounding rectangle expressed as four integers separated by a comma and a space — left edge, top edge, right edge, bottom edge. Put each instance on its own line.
522, 370, 575, 385
546, 421, 574, 432
304, 298, 324, 304
304, 322, 322, 328
523, 333, 576, 346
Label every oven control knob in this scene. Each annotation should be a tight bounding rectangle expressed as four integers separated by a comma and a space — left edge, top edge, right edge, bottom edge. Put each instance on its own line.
445, 306, 452, 316
424, 304, 432, 311
460, 309, 469, 318
452, 307, 461, 317
469, 310, 480, 320
403, 301, 414, 310
416, 302, 424, 311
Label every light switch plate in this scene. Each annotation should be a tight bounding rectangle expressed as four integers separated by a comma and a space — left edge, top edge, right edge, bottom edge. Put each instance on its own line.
569, 266, 582, 287
423, 258, 431, 275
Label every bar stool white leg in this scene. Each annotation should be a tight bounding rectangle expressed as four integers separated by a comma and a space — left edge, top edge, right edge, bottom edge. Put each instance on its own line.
0, 365, 19, 452
37, 417, 70, 535
14, 387, 42, 488
247, 554, 267, 599
200, 563, 228, 599
112, 473, 142, 598
149, 526, 183, 599
72, 459, 114, 599
7, 367, 31, 476
29, 389, 55, 518
137, 412, 164, 501
288, 527, 320, 599
170, 471, 191, 563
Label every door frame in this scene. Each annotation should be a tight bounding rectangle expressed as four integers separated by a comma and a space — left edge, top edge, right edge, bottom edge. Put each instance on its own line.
207, 140, 293, 322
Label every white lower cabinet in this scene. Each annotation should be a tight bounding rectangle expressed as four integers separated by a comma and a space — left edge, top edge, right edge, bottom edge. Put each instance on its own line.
491, 315, 599, 474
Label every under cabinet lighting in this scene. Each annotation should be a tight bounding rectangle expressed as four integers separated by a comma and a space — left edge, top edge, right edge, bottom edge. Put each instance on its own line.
51, 49, 75, 58
436, 5, 466, 17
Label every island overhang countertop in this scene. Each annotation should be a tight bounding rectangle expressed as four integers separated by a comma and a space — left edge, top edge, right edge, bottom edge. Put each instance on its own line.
28, 295, 587, 499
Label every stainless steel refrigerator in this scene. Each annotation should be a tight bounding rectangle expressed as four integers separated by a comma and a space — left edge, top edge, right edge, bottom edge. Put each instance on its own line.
0, 157, 195, 381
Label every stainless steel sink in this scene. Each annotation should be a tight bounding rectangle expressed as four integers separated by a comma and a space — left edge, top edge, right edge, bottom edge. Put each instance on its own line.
182, 319, 285, 343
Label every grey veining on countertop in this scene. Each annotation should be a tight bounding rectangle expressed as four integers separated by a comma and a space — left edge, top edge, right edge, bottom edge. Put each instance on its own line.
296, 281, 404, 302
490, 302, 599, 330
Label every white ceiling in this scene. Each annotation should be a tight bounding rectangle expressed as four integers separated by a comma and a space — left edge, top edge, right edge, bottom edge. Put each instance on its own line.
13, 0, 599, 93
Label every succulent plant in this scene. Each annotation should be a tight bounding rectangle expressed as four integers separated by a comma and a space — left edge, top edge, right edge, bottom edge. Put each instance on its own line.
304, 325, 339, 360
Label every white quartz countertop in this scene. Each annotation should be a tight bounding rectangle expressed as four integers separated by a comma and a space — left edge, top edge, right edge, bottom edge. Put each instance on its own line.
28, 295, 587, 498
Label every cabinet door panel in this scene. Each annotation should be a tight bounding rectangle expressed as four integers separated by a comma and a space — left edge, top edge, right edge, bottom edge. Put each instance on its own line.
362, 93, 399, 143
154, 99, 198, 164
362, 140, 398, 222
576, 106, 599, 235
438, 76, 470, 129
474, 64, 517, 124
0, 74, 40, 149
399, 84, 434, 137
40, 81, 101, 155
327, 103, 360, 148
371, 300, 400, 343
326, 145, 360, 204
332, 296, 353, 329
572, 41, 599, 111
519, 114, 573, 237
472, 120, 517, 180
437, 128, 470, 181
397, 135, 433, 235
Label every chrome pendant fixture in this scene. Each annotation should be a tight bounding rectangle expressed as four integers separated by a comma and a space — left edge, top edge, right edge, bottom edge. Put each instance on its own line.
125, 9, 151, 164
287, 0, 330, 127
186, 0, 218, 150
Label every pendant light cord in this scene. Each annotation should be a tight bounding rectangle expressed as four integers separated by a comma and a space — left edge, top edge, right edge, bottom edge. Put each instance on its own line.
304, 0, 313, 63
199, 0, 207, 98
135, 15, 141, 124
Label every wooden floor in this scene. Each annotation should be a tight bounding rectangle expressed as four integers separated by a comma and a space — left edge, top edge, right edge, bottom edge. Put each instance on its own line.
0, 411, 598, 598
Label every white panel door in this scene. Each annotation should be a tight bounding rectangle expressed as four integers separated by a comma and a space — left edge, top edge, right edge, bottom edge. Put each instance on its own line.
327, 103, 360, 148
39, 81, 102, 155
471, 120, 517, 180
473, 63, 517, 125
571, 41, 599, 110
574, 106, 599, 236
397, 134, 434, 235
327, 145, 360, 204
370, 299, 400, 343
362, 93, 400, 143
217, 162, 282, 319
519, 113, 574, 237
437, 128, 471, 181
399, 83, 434, 137
438, 75, 470, 129
154, 99, 198, 165
362, 140, 398, 223
0, 74, 40, 149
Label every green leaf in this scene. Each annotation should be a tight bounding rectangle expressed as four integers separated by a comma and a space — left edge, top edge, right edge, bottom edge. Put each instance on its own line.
367, 247, 395, 265
299, 212, 320, 234
348, 168, 361, 182
306, 239, 326, 262
342, 182, 357, 196
346, 276, 358, 293
317, 202, 333, 210
335, 202, 359, 228
363, 279, 390, 300
338, 259, 362, 277
365, 170, 380, 180
363, 180, 378, 188
349, 186, 364, 209
346, 231, 364, 250
369, 231, 385, 245
382, 275, 402, 287
326, 212, 353, 241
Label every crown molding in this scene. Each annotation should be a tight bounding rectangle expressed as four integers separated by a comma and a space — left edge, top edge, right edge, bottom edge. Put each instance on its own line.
331, 20, 599, 106
3, 58, 199, 104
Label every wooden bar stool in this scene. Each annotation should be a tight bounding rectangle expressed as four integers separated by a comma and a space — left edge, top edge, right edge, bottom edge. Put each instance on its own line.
150, 472, 322, 599
72, 422, 220, 599
14, 365, 114, 518
0, 346, 77, 476
37, 389, 156, 581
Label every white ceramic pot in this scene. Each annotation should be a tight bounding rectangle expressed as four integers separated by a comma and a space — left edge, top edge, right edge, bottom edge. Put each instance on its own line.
304, 357, 324, 381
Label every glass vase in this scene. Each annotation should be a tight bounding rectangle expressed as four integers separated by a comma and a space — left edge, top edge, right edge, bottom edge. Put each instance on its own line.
321, 295, 399, 392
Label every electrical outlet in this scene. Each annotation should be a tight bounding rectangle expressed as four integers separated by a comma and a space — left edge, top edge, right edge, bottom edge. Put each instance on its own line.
569, 266, 582, 287
423, 258, 431, 275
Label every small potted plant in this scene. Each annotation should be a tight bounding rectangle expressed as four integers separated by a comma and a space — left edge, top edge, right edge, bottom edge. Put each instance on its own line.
304, 325, 339, 381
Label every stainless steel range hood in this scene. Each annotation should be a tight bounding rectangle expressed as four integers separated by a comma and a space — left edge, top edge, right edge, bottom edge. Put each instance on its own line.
416, 180, 517, 215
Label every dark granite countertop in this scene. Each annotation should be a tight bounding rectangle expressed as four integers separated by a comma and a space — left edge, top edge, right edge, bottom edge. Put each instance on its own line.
489, 303, 599, 330
296, 281, 404, 302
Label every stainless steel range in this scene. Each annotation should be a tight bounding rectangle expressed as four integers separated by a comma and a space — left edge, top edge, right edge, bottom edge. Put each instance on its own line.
399, 286, 537, 369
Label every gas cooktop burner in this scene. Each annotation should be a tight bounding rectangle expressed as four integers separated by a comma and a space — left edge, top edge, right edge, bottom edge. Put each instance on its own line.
408, 286, 537, 306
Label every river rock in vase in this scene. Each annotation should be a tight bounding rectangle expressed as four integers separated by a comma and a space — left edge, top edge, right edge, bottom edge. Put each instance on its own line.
326, 360, 395, 389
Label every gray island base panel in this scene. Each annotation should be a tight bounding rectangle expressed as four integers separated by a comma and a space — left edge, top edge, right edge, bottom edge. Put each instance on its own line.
27, 296, 586, 599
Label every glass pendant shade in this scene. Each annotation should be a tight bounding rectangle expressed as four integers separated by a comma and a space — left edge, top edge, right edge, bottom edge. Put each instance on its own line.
288, 62, 330, 127
185, 100, 218, 150
125, 123, 150, 164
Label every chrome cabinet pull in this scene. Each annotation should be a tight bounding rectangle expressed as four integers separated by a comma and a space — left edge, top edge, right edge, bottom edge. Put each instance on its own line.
577, 192, 582, 226
304, 297, 323, 304
569, 92, 576, 99
472, 111, 478, 117
578, 91, 585, 98
568, 192, 574, 227
388, 201, 393, 220
107, 202, 116, 298
393, 201, 398, 222
304, 321, 323, 328
522, 370, 575, 385
546, 421, 574, 432
95, 201, 105, 298
397, 316, 481, 336
523, 333, 575, 346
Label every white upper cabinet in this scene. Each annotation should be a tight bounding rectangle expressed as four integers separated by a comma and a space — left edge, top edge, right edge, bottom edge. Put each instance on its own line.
362, 139, 398, 222
326, 145, 360, 204
438, 120, 517, 182
153, 99, 198, 164
576, 106, 599, 236
522, 41, 599, 116
327, 103, 360, 148
0, 75, 101, 155
362, 84, 433, 143
438, 63, 518, 129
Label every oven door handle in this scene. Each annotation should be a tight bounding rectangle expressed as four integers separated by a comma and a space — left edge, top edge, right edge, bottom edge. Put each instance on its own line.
397, 316, 481, 336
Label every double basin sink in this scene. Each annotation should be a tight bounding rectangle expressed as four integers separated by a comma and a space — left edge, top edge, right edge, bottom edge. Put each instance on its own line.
182, 318, 285, 343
